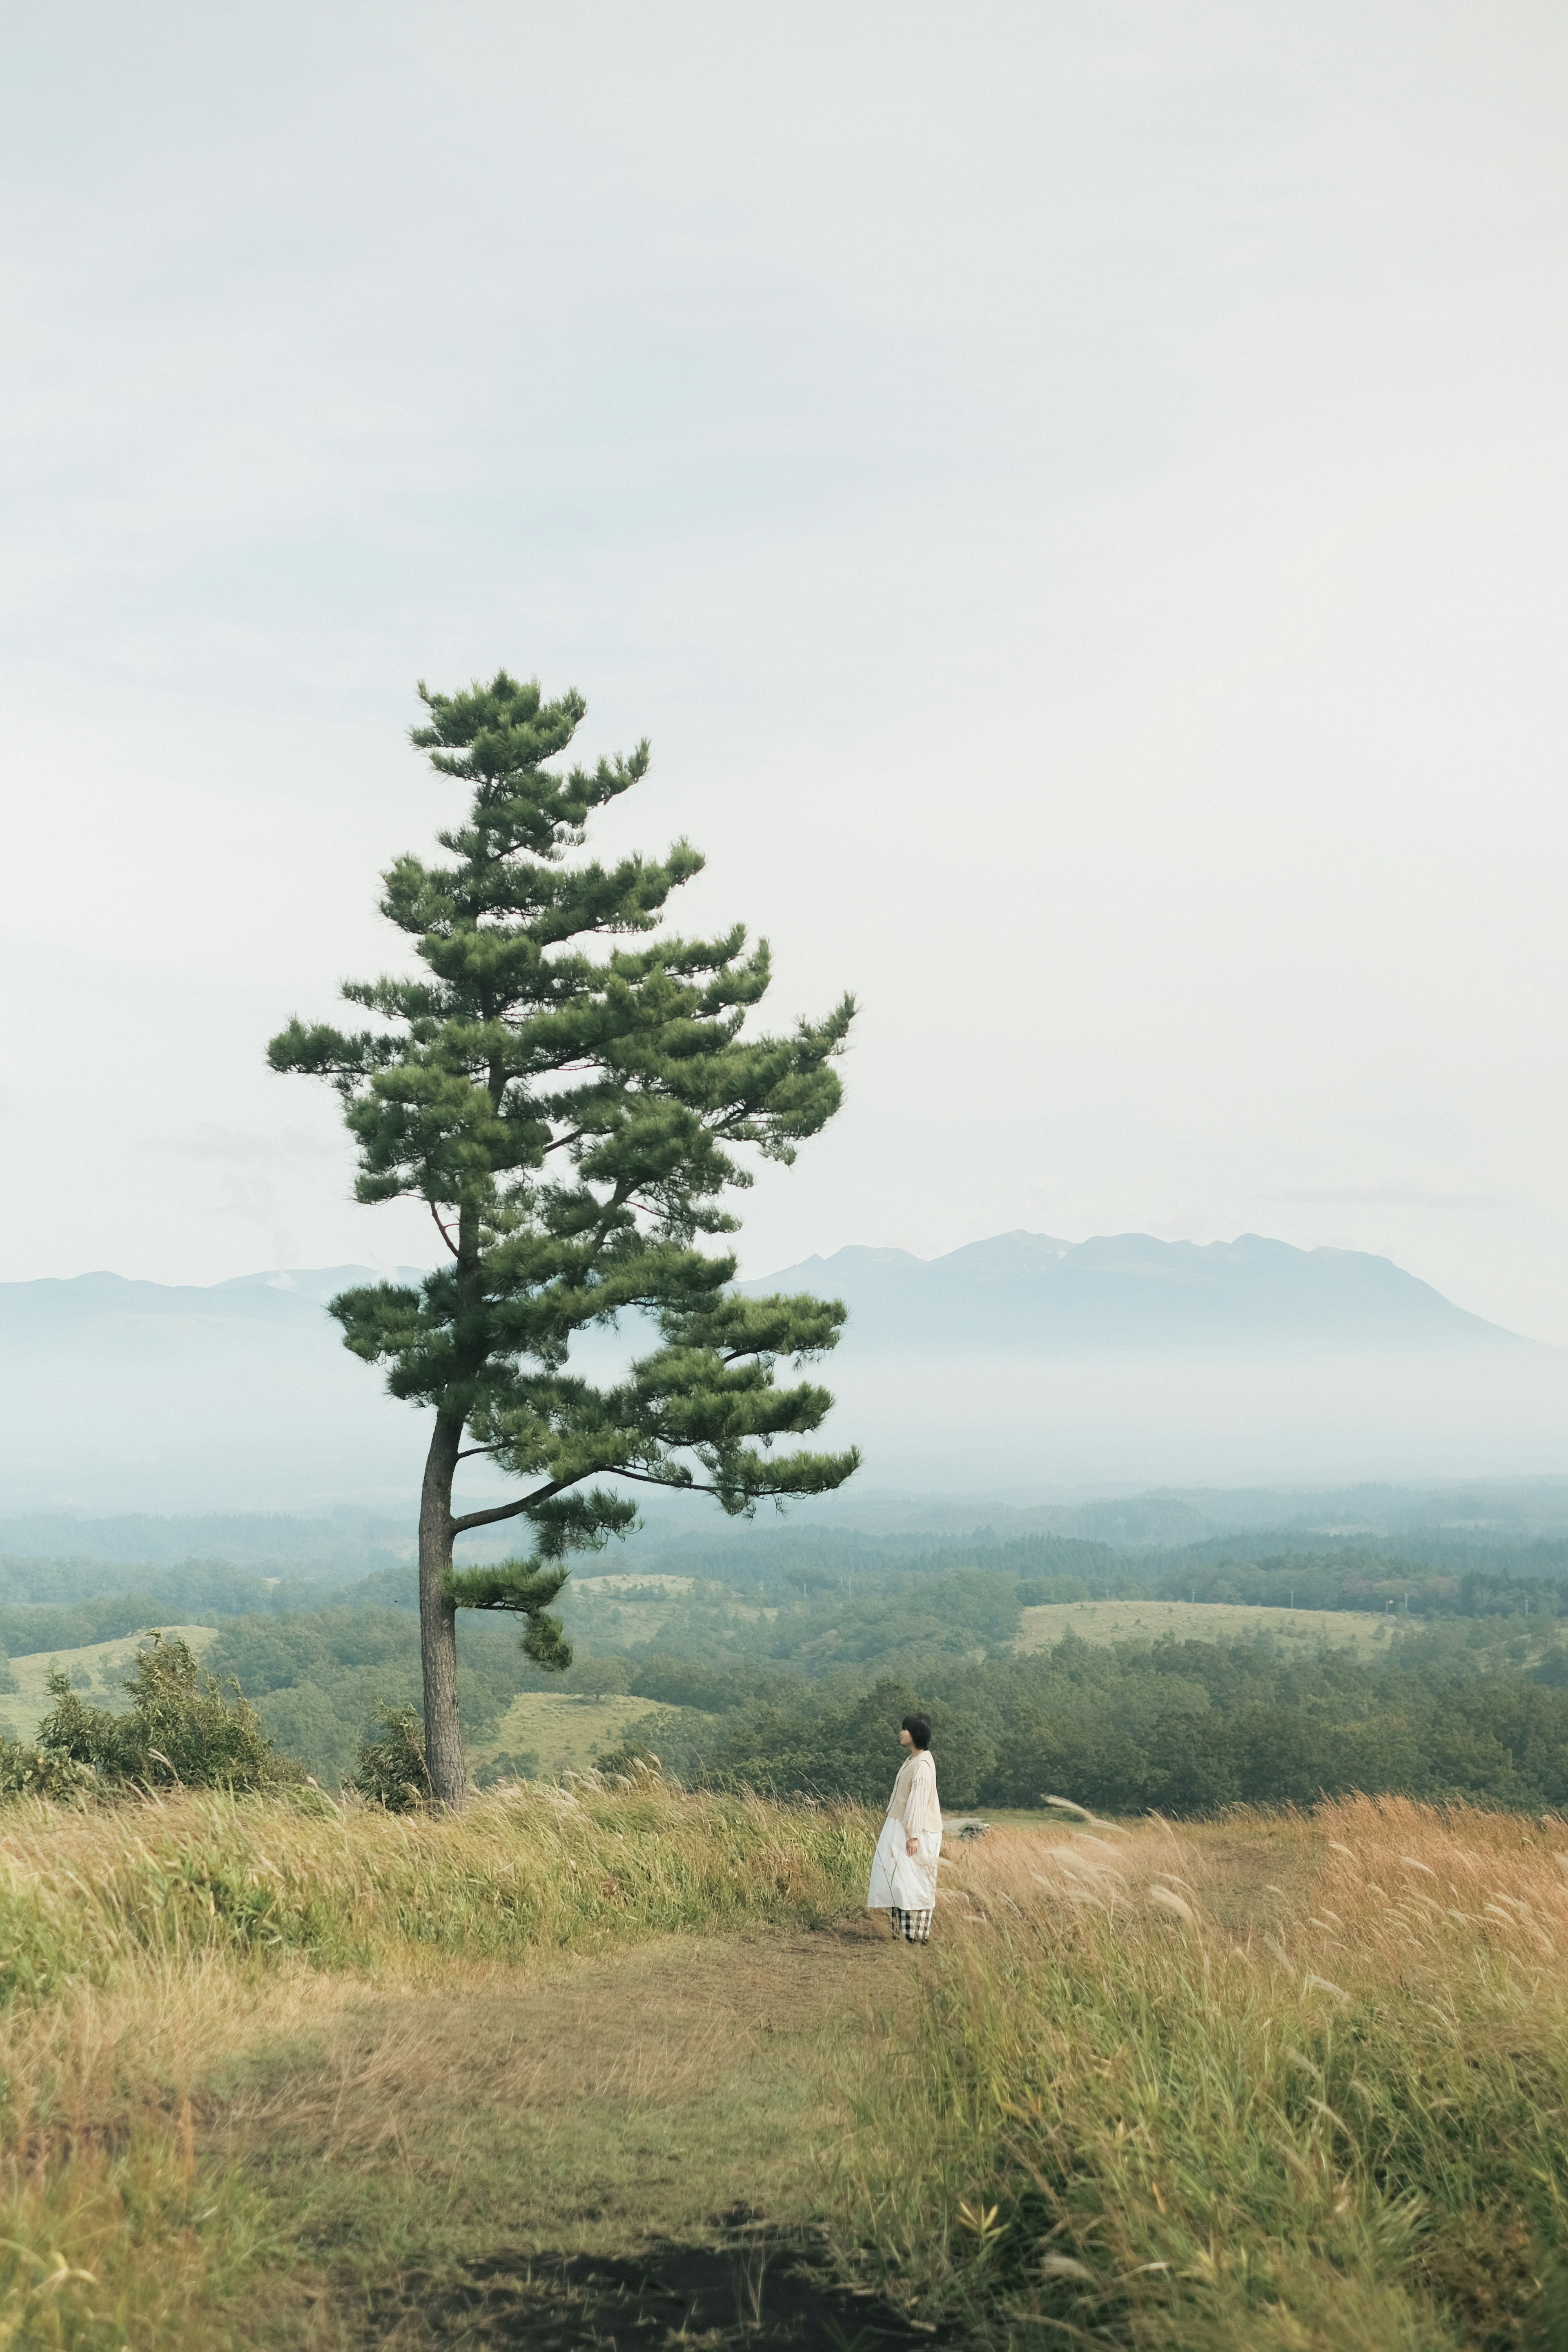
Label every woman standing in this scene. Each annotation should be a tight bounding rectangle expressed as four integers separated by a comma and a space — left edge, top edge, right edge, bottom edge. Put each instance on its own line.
867, 1712, 942, 1942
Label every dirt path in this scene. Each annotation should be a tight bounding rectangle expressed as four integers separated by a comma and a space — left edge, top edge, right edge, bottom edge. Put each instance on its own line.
205, 1913, 943, 2348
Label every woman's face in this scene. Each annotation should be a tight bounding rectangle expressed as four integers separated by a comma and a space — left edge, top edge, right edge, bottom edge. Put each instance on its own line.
898, 1725, 914, 1749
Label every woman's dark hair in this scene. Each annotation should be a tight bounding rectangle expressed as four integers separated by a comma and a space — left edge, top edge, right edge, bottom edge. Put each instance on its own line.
902, 1712, 932, 1751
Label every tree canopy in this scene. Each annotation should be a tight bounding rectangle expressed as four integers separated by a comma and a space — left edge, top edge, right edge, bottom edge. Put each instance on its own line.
270, 672, 860, 1803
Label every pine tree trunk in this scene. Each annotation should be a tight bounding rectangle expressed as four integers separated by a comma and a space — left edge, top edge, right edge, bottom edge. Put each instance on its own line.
419, 1411, 467, 1810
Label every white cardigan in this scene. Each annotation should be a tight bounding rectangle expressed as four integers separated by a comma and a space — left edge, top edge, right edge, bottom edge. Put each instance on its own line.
884, 1748, 942, 1842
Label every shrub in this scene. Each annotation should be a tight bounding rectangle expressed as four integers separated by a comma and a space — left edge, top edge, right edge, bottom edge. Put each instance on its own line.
350, 1702, 434, 1809
25, 1633, 296, 1793
472, 1748, 541, 1789
0, 1737, 98, 1801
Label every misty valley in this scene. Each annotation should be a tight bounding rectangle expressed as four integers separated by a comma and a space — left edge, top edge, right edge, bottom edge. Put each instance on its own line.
6, 1486, 1568, 1819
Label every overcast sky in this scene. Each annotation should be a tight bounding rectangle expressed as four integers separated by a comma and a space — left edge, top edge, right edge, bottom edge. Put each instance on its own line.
4, 2, 1567, 1341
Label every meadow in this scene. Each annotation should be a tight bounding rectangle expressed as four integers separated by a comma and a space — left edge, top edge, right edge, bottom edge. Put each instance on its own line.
1017, 1597, 1397, 1656
837, 1792, 1568, 2348
0, 1775, 874, 2348
0, 1779, 1564, 2346
474, 1688, 660, 1777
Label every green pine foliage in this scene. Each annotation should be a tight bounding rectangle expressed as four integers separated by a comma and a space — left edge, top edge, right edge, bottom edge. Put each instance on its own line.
270, 671, 859, 1803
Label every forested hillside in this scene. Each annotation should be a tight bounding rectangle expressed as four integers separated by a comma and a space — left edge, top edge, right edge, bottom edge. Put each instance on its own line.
606, 1621, 1568, 1813
4, 1515, 1568, 1808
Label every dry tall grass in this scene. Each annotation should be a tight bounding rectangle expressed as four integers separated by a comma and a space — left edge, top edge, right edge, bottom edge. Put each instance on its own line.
0, 1777, 870, 2349
0, 1771, 866, 1998
833, 1796, 1568, 2351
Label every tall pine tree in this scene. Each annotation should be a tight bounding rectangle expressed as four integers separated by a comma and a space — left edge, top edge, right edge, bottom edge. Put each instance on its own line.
270, 673, 859, 1806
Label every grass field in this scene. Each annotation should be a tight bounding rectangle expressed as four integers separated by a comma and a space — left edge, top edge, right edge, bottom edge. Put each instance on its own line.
572, 1573, 696, 1597
837, 1795, 1568, 2347
0, 1776, 875, 2347
564, 1572, 774, 1653
4, 1780, 1567, 2346
1018, 1596, 1397, 1656
561, 1573, 705, 1653
476, 1688, 669, 1774
0, 1623, 220, 1743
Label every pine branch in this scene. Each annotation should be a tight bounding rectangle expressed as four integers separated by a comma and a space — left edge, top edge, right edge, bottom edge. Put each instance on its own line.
450, 1478, 572, 1535
610, 1466, 722, 1497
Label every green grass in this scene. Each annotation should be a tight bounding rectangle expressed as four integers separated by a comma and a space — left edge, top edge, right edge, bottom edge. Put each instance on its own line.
473, 1688, 684, 1774
0, 1773, 868, 1995
1017, 1596, 1398, 1656
204, 1928, 893, 2343
8, 1775, 1568, 2348
563, 1571, 700, 1649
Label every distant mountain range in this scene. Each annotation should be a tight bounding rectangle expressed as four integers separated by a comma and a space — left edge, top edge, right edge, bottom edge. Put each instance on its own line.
742, 1231, 1526, 1355
0, 1265, 428, 1336
0, 1266, 437, 1515
0, 1236, 1546, 1513
2, 1233, 1521, 1365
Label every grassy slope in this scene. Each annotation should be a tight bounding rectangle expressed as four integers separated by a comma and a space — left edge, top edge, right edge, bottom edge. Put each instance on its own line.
0, 1778, 873, 2349
561, 1573, 704, 1652
205, 1929, 897, 2344
473, 1689, 671, 1774
1018, 1596, 1396, 1655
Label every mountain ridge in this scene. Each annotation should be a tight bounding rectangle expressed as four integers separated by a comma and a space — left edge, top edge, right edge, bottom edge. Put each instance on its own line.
741, 1229, 1528, 1354
0, 1235, 1556, 1510
0, 1233, 1528, 1357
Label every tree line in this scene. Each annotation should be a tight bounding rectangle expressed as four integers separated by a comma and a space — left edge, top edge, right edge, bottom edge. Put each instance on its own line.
602, 1625, 1568, 1816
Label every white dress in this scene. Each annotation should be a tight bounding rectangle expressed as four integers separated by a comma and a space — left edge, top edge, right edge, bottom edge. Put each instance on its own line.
866, 1748, 942, 1913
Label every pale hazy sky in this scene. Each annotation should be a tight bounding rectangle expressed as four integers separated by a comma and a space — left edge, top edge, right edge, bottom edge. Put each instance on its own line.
4, 4, 1568, 1340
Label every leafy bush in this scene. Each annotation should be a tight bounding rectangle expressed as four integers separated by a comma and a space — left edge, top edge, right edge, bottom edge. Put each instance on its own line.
350, 1702, 433, 1809
23, 1633, 296, 1793
471, 1747, 541, 1789
0, 1738, 98, 1800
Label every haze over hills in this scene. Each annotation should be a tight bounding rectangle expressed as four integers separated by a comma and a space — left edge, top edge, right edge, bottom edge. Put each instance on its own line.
5, 1476, 1568, 1585
0, 1234, 1561, 1514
